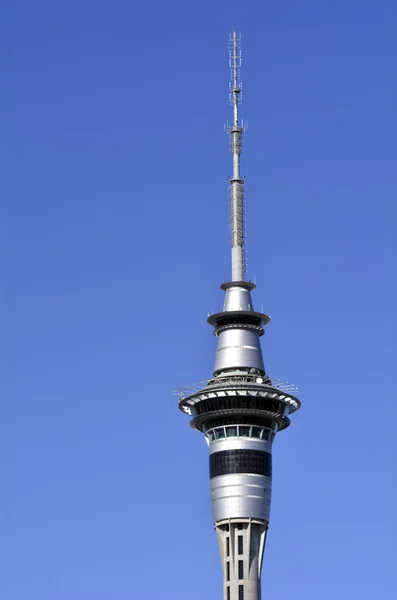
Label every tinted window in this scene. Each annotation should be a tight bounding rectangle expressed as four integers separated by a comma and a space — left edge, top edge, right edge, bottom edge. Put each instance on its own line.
226, 426, 238, 437
239, 426, 250, 437
209, 450, 272, 478
238, 536, 243, 555
252, 426, 262, 438
238, 560, 244, 580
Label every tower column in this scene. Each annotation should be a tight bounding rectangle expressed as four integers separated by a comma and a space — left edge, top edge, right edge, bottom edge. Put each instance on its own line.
216, 520, 268, 600
177, 28, 301, 600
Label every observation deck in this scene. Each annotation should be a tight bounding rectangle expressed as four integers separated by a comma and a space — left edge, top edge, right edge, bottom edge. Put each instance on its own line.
177, 374, 300, 432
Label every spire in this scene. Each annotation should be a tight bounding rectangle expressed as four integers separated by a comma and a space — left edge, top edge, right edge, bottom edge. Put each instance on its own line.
228, 29, 246, 281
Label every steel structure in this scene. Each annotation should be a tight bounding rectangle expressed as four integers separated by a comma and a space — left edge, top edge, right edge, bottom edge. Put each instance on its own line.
177, 30, 301, 600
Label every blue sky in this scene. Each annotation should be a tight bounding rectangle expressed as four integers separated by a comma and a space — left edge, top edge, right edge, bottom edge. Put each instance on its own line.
2, 1, 396, 598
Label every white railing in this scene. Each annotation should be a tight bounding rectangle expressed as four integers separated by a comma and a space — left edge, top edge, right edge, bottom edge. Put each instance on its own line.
175, 375, 299, 401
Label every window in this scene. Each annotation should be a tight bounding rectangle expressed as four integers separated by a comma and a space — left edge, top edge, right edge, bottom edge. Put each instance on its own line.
261, 428, 273, 440
226, 562, 230, 581
226, 587, 230, 600
237, 523, 244, 531
239, 585, 244, 600
209, 449, 272, 479
252, 426, 262, 438
238, 536, 243, 555
205, 416, 276, 431
239, 426, 250, 437
226, 426, 238, 437
226, 537, 230, 557
215, 428, 225, 439
238, 560, 244, 580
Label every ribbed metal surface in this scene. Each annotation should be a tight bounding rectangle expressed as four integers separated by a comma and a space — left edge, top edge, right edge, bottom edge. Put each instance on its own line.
214, 328, 265, 373
223, 284, 252, 312
211, 473, 272, 522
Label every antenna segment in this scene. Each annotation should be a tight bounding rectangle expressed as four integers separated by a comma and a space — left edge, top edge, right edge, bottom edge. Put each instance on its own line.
228, 29, 246, 281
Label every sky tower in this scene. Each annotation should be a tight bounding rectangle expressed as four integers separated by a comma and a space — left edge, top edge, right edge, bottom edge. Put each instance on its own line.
177, 30, 301, 600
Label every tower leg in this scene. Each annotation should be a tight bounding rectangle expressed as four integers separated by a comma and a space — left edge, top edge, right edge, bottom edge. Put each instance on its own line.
215, 520, 268, 600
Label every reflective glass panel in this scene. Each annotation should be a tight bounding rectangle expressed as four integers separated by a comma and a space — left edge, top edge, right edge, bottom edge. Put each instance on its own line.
226, 426, 238, 437
251, 426, 262, 438
239, 426, 250, 437
209, 450, 272, 478
215, 428, 225, 439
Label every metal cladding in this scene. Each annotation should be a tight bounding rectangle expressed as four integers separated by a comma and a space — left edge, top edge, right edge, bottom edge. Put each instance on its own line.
177, 29, 301, 600
214, 327, 265, 373
209, 437, 272, 522
208, 282, 269, 374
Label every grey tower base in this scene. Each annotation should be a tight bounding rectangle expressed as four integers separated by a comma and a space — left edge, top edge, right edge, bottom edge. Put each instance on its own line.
216, 519, 268, 600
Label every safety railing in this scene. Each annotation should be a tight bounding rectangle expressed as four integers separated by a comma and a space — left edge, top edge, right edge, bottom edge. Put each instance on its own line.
175, 375, 299, 401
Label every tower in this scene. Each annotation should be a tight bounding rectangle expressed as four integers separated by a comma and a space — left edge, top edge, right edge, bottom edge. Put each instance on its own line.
177, 30, 301, 600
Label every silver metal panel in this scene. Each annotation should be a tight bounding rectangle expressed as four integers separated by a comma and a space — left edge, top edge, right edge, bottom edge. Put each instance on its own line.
210, 473, 272, 522
231, 247, 244, 282
214, 328, 265, 372
223, 285, 253, 312
209, 437, 272, 455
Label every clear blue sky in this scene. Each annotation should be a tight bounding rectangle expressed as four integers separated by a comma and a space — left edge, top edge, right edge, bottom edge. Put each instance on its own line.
2, 1, 396, 598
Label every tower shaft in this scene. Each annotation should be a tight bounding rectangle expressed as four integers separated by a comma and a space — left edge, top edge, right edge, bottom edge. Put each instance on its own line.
178, 30, 301, 600
216, 520, 267, 600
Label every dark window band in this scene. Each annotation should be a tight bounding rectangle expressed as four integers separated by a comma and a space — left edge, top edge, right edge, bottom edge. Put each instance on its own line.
209, 449, 272, 479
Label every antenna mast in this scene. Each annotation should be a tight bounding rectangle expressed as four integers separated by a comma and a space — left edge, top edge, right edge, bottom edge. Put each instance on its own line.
228, 29, 245, 281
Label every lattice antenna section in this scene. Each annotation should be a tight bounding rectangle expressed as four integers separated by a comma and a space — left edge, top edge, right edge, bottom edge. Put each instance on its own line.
229, 30, 242, 106
229, 176, 246, 274
227, 29, 246, 281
